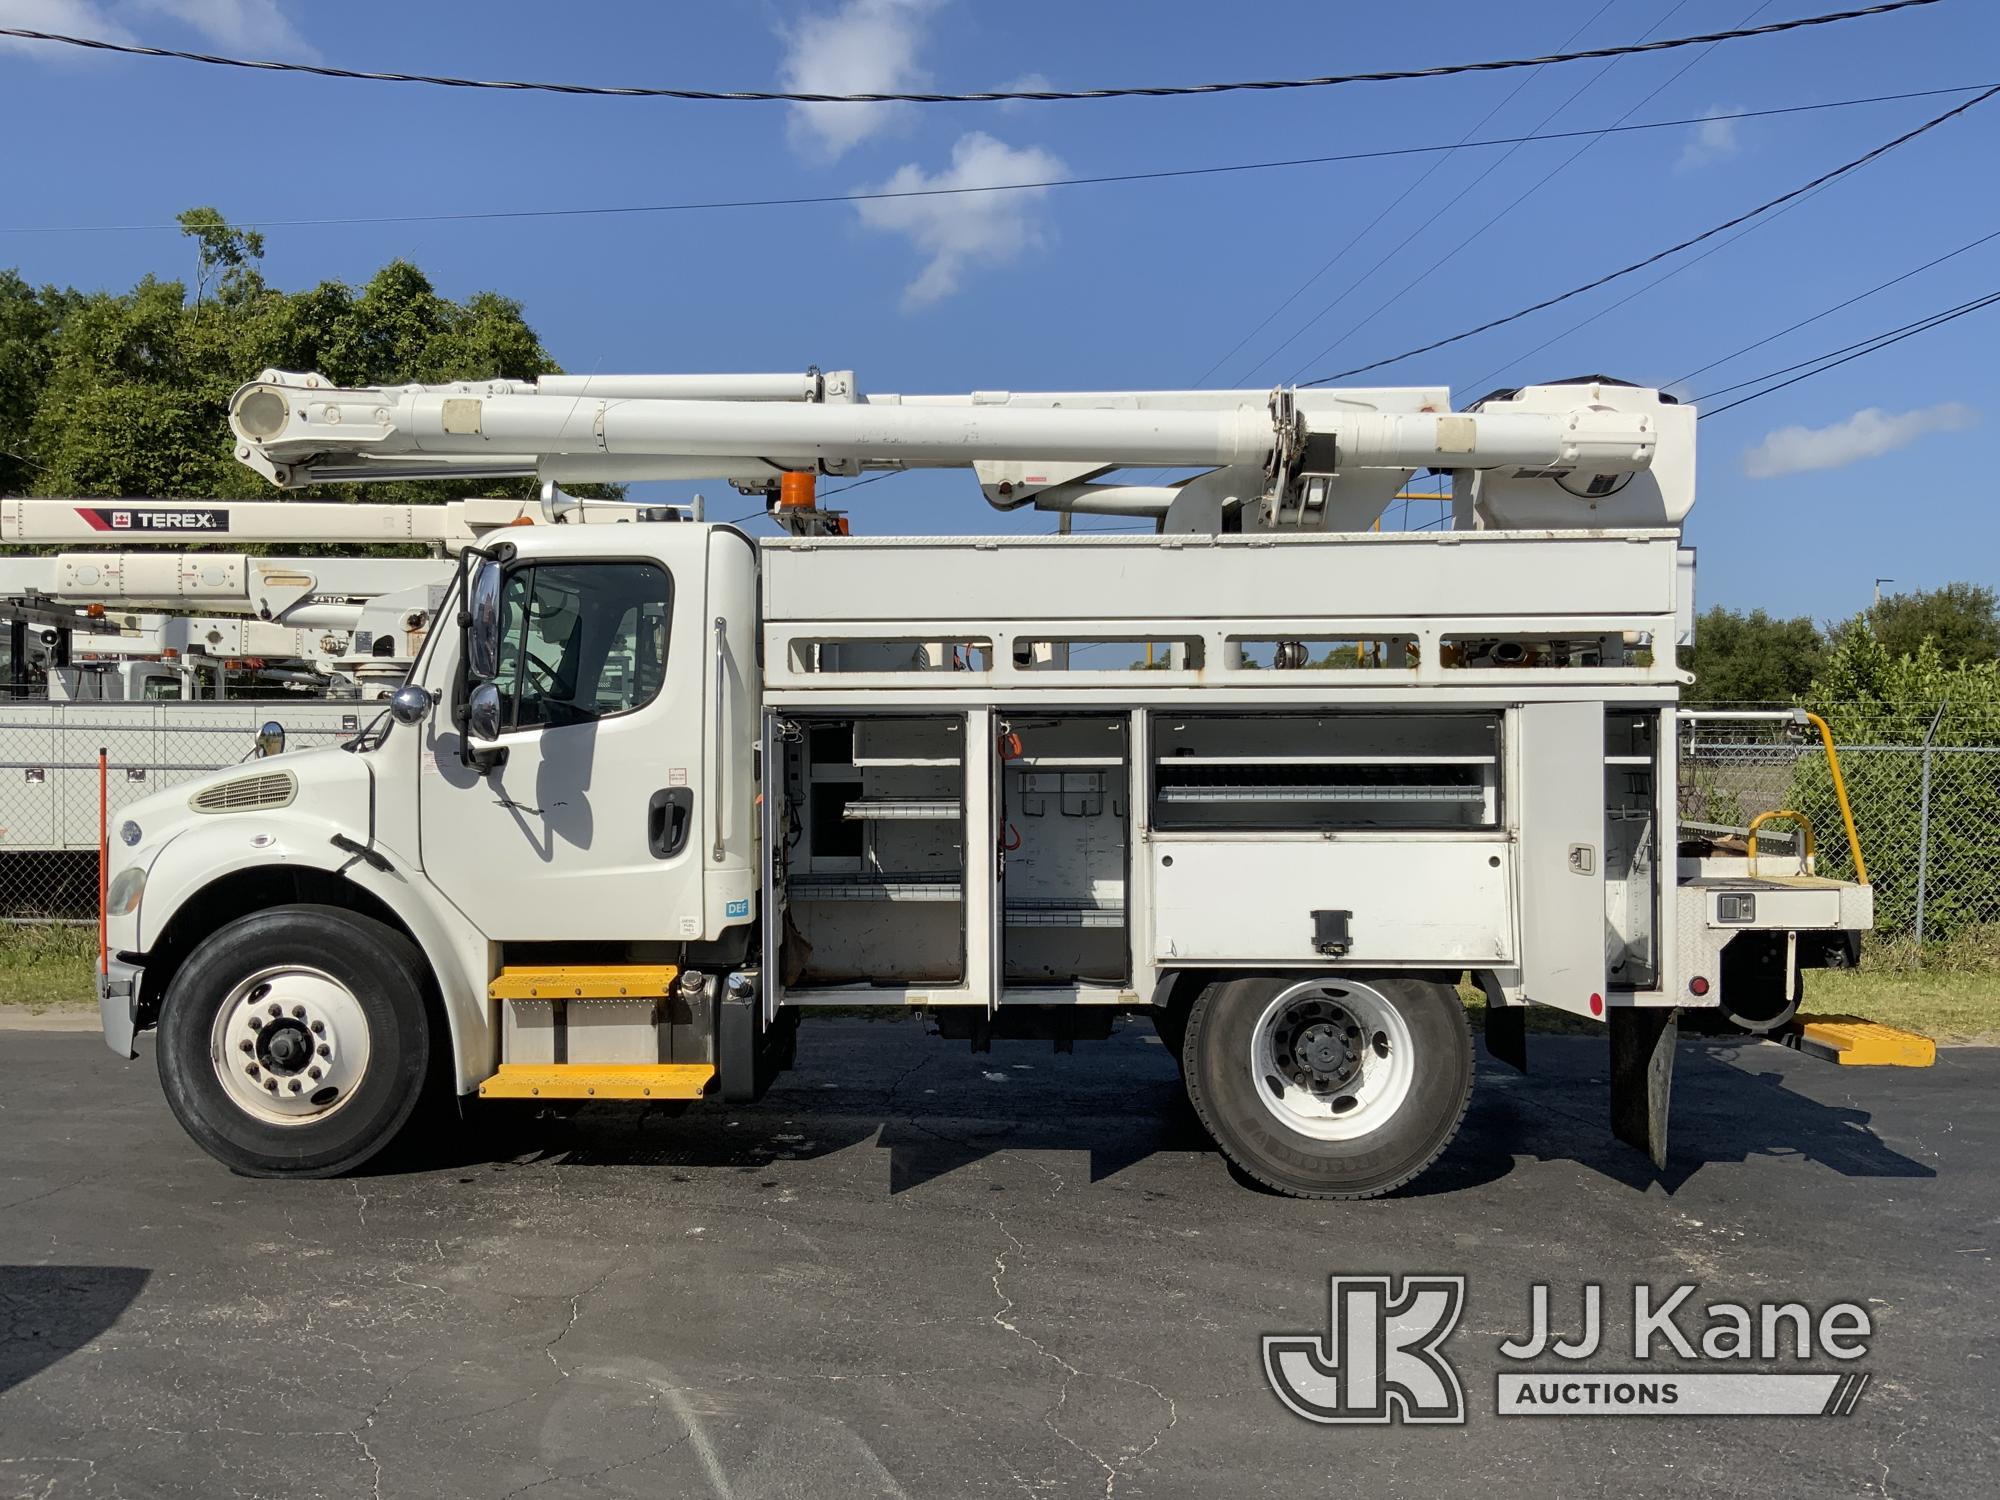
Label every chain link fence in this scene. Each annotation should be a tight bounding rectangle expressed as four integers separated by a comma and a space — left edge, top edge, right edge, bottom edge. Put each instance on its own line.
8, 698, 1993, 943
0, 701, 363, 921
1679, 702, 2000, 942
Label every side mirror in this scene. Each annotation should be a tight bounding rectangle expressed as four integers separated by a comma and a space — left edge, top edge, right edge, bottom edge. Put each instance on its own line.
466, 681, 503, 748
465, 560, 502, 682
388, 684, 431, 726
255, 721, 285, 758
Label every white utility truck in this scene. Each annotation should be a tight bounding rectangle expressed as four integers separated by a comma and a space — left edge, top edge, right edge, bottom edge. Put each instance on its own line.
95, 369, 1884, 1198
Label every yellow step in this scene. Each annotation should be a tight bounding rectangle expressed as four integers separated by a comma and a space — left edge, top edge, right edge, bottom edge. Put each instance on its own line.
477, 1063, 715, 1100
1791, 1015, 1936, 1068
488, 965, 679, 1001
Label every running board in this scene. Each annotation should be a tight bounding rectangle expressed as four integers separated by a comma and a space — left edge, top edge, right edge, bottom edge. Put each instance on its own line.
488, 965, 679, 1001
477, 1063, 715, 1100
1782, 1016, 1936, 1067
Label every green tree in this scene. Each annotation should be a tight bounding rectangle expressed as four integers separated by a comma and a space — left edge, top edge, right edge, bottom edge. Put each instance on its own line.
1679, 606, 1823, 704
1787, 620, 2000, 938
6, 206, 588, 510
1863, 582, 2000, 667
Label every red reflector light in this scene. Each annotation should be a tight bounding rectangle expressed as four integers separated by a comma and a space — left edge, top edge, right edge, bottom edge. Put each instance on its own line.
1689, 976, 1710, 997
1589, 992, 1604, 1017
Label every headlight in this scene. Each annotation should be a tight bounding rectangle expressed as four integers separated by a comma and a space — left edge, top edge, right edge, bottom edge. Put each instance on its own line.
119, 820, 142, 847
106, 866, 146, 916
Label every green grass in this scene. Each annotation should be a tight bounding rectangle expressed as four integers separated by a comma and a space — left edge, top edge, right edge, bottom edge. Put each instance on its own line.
4, 923, 1996, 1041
0, 924, 98, 1014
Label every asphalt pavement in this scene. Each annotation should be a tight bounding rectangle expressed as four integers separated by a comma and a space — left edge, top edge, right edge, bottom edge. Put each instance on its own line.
1, 1017, 1992, 1499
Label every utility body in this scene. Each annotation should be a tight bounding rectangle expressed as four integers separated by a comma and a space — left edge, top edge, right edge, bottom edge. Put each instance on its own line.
91, 370, 1883, 1196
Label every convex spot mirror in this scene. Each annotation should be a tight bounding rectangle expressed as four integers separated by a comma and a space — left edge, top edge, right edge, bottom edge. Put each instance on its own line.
466, 559, 502, 683
255, 721, 285, 758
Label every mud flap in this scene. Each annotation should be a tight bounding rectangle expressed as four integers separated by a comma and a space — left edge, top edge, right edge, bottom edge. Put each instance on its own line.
1484, 1004, 1527, 1073
1608, 1006, 1678, 1171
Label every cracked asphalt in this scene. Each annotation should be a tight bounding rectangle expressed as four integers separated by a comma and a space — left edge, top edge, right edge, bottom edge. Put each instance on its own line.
1, 1018, 1994, 1498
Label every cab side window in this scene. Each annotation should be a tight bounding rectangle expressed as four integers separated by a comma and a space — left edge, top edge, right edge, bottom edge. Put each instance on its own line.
494, 562, 671, 731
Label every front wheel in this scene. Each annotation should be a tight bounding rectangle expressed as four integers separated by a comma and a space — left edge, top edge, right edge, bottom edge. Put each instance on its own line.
157, 905, 435, 1177
1182, 975, 1473, 1199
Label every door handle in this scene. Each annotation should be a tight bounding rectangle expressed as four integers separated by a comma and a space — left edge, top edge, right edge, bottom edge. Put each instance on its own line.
650, 788, 694, 858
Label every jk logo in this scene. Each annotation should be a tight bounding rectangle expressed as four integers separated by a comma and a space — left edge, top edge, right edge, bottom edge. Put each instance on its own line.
1263, 1275, 1467, 1425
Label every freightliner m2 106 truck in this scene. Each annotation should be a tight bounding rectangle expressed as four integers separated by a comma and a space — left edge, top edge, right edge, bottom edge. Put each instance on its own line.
93, 370, 1888, 1197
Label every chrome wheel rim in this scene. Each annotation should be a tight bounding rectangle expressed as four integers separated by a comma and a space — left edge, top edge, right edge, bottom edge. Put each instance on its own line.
209, 966, 371, 1126
1248, 979, 1415, 1141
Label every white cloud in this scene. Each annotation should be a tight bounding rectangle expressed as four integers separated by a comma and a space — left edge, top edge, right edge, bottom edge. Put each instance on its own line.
1675, 106, 1741, 173
999, 71, 1051, 113
854, 131, 1065, 307
779, 0, 940, 159
0, 0, 314, 59
132, 1, 316, 56
1739, 402, 1978, 479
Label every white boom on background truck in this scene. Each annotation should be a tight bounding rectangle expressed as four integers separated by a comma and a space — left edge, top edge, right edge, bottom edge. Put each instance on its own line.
94, 369, 1904, 1197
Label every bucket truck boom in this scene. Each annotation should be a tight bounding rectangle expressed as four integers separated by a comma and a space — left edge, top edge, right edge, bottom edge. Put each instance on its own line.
224, 369, 1690, 533
85, 360, 1916, 1207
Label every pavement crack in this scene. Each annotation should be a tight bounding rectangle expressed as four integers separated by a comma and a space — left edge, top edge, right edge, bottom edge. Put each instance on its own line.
985, 1212, 1172, 1497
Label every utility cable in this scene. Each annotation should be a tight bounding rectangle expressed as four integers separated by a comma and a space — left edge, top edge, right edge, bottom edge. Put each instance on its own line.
1669, 224, 2000, 385
1190, 0, 1619, 388
1300, 82, 2000, 385
1285, 0, 1748, 382
0, 3, 1943, 105
2, 87, 1982, 236
1695, 288, 2000, 416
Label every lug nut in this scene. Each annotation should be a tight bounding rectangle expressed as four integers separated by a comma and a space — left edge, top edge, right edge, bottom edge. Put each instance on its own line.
317, 1044, 331, 1059
268, 1003, 282, 1018
288, 1080, 302, 1094
245, 1064, 259, 1077
239, 1039, 253, 1053
292, 1005, 306, 1019
264, 1079, 278, 1092
308, 1067, 321, 1081
310, 1021, 325, 1035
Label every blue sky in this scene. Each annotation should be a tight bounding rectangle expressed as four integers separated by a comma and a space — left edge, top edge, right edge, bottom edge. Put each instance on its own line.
1, 0, 1994, 620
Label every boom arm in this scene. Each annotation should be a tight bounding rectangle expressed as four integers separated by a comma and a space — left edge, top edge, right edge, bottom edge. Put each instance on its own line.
225, 370, 1690, 532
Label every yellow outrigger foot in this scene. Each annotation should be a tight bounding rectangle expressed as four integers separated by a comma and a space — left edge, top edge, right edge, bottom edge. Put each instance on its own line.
1783, 1015, 1936, 1068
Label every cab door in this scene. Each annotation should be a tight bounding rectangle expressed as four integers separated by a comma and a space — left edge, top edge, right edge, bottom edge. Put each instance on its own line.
418, 533, 710, 942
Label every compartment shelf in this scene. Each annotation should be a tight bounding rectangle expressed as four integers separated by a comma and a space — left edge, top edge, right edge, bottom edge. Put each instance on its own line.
1161, 753, 1496, 766
1158, 784, 1486, 804
840, 799, 961, 821
790, 874, 963, 902
1004, 897, 1127, 929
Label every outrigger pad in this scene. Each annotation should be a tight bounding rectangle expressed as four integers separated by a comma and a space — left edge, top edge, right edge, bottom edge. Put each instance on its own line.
1608, 1007, 1679, 1172
1485, 1004, 1527, 1073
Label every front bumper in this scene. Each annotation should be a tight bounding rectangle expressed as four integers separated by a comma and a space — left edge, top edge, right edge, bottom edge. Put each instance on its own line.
98, 957, 143, 1059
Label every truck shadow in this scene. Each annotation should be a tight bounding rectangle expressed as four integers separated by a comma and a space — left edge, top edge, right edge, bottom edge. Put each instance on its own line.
400, 1025, 1933, 1199
0, 1265, 150, 1394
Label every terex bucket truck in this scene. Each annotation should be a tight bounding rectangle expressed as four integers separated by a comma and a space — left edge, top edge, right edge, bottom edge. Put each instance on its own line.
91, 369, 1893, 1197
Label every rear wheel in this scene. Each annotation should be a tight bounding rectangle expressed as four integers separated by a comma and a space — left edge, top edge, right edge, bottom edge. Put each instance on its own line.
1183, 974, 1472, 1198
157, 905, 435, 1177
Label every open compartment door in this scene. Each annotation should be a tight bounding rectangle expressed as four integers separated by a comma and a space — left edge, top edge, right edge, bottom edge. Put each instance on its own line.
1515, 701, 1607, 1017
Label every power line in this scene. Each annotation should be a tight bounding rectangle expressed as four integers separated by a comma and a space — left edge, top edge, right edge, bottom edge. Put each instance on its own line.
1284, 0, 1745, 382
1669, 224, 2000, 386
1189, 0, 1621, 388
1451, 176, 1846, 394
1695, 288, 2000, 417
3, 85, 1981, 239
1300, 82, 2000, 386
0, 3, 1944, 105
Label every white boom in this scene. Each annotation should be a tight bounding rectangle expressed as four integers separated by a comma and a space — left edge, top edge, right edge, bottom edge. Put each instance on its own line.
225, 370, 1695, 532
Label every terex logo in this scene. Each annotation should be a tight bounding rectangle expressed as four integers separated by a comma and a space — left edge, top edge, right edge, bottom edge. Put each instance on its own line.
1263, 1275, 1466, 1425
77, 507, 228, 533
